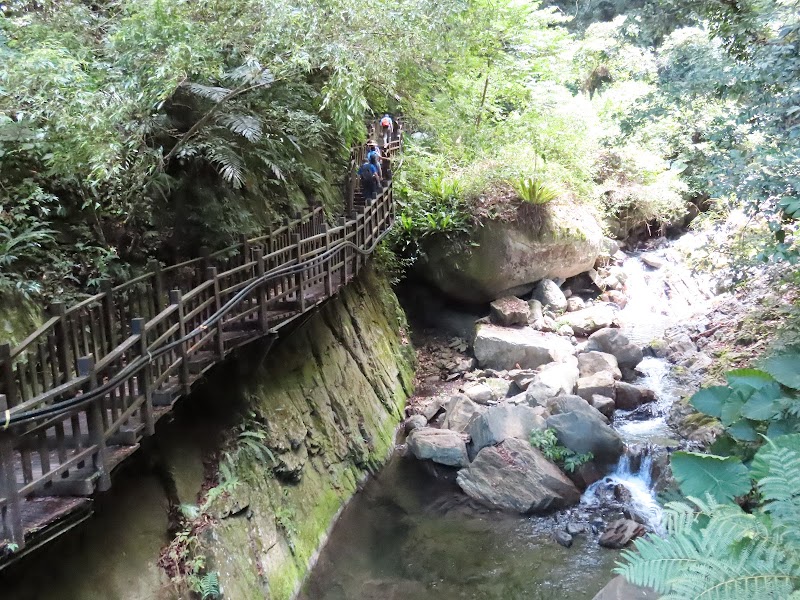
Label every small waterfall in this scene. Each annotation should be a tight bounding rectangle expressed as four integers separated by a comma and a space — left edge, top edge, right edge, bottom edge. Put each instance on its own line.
581, 446, 664, 532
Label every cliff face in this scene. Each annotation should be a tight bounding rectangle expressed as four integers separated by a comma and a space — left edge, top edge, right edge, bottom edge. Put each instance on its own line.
3, 268, 414, 600
202, 267, 416, 599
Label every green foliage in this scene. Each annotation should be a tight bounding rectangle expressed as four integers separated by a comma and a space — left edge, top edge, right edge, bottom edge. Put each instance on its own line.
219, 411, 277, 485
529, 428, 593, 473
197, 571, 221, 600
617, 440, 800, 598
514, 157, 559, 205
670, 451, 751, 503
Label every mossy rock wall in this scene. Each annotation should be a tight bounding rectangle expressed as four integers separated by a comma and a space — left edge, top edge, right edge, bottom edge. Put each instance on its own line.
202, 267, 415, 599
0, 291, 44, 347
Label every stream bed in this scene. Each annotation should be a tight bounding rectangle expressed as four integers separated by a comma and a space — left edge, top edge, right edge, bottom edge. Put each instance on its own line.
301, 241, 716, 600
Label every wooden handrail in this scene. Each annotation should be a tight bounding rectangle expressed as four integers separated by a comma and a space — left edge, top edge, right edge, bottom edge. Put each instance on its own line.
0, 125, 402, 553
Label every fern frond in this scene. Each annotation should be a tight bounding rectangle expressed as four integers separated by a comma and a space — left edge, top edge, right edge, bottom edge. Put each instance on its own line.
183, 82, 232, 102
216, 113, 263, 143
199, 571, 220, 599
206, 144, 246, 189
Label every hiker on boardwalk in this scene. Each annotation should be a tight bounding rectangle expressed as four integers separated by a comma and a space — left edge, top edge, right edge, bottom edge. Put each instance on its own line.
358, 156, 379, 201
367, 142, 383, 182
380, 114, 394, 146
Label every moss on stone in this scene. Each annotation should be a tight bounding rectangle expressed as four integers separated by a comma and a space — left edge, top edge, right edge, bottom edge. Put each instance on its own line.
0, 292, 43, 347
199, 267, 415, 599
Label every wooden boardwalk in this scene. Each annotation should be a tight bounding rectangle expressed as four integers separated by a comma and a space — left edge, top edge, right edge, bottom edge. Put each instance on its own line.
0, 132, 400, 560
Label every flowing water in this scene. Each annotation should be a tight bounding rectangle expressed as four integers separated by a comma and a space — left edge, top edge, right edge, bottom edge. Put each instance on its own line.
301, 241, 716, 599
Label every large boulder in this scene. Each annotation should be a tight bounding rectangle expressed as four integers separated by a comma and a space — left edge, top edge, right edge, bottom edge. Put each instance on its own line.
546, 394, 609, 424
546, 409, 624, 464
615, 382, 657, 411
407, 428, 469, 467
489, 296, 530, 326
456, 437, 581, 513
557, 304, 616, 337
467, 404, 546, 454
578, 351, 622, 380
592, 576, 659, 600
576, 371, 617, 401
442, 394, 487, 433
525, 360, 580, 406
419, 208, 604, 303
532, 279, 568, 313
586, 328, 643, 369
473, 324, 575, 370
463, 382, 495, 405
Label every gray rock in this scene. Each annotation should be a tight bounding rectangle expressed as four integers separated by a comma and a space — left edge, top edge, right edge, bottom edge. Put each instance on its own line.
566, 296, 585, 312
533, 279, 568, 313
598, 518, 647, 549
528, 299, 544, 324
590, 394, 616, 418
451, 356, 478, 373
556, 323, 575, 337
640, 252, 665, 269
566, 522, 586, 536
615, 382, 657, 411
553, 530, 573, 548
525, 361, 580, 406
468, 404, 546, 454
473, 324, 575, 370
407, 428, 469, 468
442, 394, 486, 433
489, 296, 531, 326
404, 414, 428, 432
414, 398, 445, 421
558, 304, 617, 337
484, 377, 512, 400
578, 351, 622, 380
464, 382, 495, 405
592, 576, 659, 600
419, 211, 603, 303
546, 409, 624, 464
576, 371, 617, 401
546, 394, 609, 424
508, 368, 538, 390
539, 316, 558, 333
456, 438, 581, 513
586, 328, 643, 369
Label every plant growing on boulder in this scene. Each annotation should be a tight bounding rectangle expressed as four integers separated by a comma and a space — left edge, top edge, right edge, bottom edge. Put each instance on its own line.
529, 428, 593, 473
514, 157, 559, 205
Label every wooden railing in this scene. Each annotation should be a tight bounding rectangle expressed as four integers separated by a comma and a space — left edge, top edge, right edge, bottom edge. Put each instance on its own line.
0, 131, 401, 551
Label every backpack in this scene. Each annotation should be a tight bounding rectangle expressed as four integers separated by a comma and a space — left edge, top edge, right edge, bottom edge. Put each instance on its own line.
381, 116, 392, 127
358, 161, 373, 180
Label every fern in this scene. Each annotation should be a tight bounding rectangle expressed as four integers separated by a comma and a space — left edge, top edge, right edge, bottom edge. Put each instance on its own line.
183, 82, 232, 102
198, 571, 220, 599
617, 445, 800, 599
216, 113, 263, 143
206, 144, 246, 188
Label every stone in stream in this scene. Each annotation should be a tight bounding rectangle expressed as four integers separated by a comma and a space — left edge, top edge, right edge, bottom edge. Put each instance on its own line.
546, 408, 624, 464
525, 360, 580, 406
456, 437, 581, 513
442, 394, 487, 433
586, 328, 643, 369
473, 324, 575, 370
640, 252, 665, 269
576, 371, 617, 401
407, 428, 469, 468
532, 279, 568, 313
592, 576, 659, 600
566, 296, 585, 312
614, 382, 656, 411
467, 404, 546, 455
577, 351, 622, 380
546, 394, 609, 424
590, 394, 616, 419
557, 304, 616, 337
598, 518, 647, 549
553, 530, 574, 548
489, 296, 531, 326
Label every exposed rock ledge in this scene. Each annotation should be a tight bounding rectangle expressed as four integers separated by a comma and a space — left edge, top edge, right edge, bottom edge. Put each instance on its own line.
419, 204, 604, 303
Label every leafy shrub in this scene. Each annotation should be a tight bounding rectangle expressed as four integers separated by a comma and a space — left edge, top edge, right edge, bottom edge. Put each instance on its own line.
530, 428, 593, 472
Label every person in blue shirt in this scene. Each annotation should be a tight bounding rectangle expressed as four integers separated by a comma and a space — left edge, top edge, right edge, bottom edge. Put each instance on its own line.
358, 159, 379, 200
366, 142, 383, 181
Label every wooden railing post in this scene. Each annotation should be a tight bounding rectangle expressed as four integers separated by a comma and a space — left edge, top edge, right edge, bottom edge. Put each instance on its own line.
252, 249, 268, 333
240, 234, 250, 269
0, 344, 16, 410
323, 224, 333, 298
293, 234, 306, 312
206, 267, 226, 359
99, 280, 118, 353
147, 260, 164, 313
78, 356, 112, 491
130, 319, 155, 437
169, 290, 190, 394
0, 393, 23, 549
50, 302, 71, 385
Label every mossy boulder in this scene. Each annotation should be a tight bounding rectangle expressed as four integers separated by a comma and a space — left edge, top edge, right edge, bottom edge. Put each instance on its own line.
0, 292, 43, 347
420, 205, 603, 303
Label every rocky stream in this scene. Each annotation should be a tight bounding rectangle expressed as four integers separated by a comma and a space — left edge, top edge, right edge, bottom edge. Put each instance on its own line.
299, 235, 719, 600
